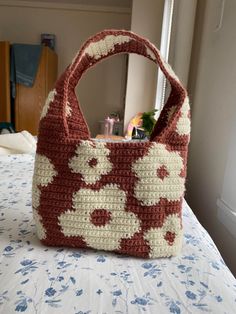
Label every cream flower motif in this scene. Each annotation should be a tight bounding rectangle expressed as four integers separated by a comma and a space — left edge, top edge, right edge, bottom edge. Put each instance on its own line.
146, 47, 156, 60
132, 143, 185, 206
176, 96, 191, 136
69, 140, 113, 185
144, 214, 183, 258
32, 154, 57, 239
32, 154, 58, 208
82, 35, 131, 60
40, 89, 57, 120
33, 210, 46, 240
58, 184, 141, 251
163, 61, 180, 82
167, 105, 177, 123
65, 101, 72, 117
71, 34, 131, 67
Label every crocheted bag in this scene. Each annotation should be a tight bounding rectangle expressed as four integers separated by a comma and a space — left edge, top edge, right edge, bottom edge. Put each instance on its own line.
32, 30, 190, 258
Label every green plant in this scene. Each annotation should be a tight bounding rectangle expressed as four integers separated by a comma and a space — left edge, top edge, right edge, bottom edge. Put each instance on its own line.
141, 109, 157, 136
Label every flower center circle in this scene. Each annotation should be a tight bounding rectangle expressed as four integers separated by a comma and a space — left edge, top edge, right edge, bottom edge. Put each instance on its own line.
90, 209, 111, 227
164, 231, 176, 245
157, 165, 169, 180
88, 157, 98, 168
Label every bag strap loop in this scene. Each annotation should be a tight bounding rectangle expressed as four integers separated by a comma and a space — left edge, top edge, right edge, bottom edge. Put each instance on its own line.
56, 30, 187, 139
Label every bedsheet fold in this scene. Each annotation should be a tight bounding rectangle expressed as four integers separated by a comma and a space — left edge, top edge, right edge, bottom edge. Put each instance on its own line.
0, 131, 36, 155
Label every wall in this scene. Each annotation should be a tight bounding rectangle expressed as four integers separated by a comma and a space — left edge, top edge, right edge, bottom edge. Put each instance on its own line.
124, 0, 164, 129
187, 0, 236, 275
221, 122, 236, 211
169, 0, 197, 87
217, 118, 236, 239
0, 2, 131, 136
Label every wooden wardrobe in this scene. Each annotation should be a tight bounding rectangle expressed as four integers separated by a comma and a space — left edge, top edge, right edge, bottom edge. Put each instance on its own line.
0, 42, 11, 124
0, 43, 58, 135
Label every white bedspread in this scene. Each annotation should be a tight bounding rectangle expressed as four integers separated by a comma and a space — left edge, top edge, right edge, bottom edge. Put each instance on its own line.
0, 154, 235, 314
0, 131, 36, 155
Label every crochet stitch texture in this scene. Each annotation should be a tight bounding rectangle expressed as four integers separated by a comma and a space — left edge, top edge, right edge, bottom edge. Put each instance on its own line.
32, 30, 191, 258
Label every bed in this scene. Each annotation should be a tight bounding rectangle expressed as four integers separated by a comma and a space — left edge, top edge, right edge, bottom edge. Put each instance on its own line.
0, 153, 235, 314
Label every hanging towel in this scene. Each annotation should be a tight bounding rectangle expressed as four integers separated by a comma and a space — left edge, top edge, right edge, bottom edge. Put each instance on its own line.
10, 44, 42, 97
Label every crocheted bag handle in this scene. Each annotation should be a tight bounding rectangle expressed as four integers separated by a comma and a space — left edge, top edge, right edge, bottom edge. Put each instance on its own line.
55, 29, 187, 140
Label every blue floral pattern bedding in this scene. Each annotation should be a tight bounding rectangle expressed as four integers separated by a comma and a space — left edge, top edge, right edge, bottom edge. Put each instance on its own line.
0, 154, 235, 314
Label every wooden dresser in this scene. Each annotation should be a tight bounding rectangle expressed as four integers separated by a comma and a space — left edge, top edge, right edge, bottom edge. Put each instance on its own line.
0, 42, 11, 123
15, 47, 58, 135
0, 44, 57, 135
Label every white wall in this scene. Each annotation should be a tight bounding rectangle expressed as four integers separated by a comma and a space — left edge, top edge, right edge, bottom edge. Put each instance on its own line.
217, 115, 236, 239
124, 0, 164, 129
0, 2, 131, 136
169, 0, 197, 87
221, 122, 236, 210
187, 0, 236, 275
